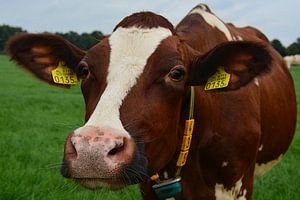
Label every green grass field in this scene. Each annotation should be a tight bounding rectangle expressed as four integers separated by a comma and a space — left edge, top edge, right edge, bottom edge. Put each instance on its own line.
0, 54, 299, 200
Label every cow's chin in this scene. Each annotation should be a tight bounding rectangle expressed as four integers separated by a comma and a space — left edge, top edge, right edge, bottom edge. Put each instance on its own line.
75, 178, 127, 190
73, 163, 149, 190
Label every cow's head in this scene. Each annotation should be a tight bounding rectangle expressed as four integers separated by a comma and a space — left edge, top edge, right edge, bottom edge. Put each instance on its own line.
6, 12, 270, 189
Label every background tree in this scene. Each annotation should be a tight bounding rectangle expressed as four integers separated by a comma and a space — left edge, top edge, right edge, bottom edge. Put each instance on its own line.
0, 25, 26, 53
286, 42, 300, 55
0, 24, 104, 53
56, 31, 104, 50
297, 37, 300, 47
271, 39, 286, 56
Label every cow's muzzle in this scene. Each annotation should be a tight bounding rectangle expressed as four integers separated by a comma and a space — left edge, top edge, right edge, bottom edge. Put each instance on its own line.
61, 126, 147, 189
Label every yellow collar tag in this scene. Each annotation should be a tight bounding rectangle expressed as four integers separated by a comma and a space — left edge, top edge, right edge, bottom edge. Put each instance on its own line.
51, 61, 79, 85
204, 67, 230, 90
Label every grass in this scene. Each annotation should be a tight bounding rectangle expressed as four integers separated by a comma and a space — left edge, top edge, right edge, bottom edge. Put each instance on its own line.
0, 54, 299, 200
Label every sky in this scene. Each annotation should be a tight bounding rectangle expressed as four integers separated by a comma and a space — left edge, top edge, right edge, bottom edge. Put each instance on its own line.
0, 0, 299, 46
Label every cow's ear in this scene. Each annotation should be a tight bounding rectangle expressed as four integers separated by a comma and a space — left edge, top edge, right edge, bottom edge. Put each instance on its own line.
5, 33, 86, 87
188, 41, 271, 90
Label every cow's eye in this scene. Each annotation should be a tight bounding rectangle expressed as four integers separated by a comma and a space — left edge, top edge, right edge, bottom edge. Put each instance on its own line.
78, 66, 89, 78
168, 66, 185, 81
77, 61, 90, 79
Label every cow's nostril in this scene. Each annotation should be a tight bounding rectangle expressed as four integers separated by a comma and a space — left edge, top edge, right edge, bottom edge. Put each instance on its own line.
108, 144, 124, 156
64, 133, 77, 161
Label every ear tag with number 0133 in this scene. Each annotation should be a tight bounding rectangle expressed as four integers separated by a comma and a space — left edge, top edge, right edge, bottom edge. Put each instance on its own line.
51, 61, 79, 85
204, 67, 230, 90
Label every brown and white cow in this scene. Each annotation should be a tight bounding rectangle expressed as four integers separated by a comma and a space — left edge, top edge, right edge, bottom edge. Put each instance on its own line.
6, 3, 296, 200
284, 55, 300, 68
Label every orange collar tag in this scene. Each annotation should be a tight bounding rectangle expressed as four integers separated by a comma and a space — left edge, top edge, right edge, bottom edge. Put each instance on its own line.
176, 119, 194, 167
51, 61, 79, 85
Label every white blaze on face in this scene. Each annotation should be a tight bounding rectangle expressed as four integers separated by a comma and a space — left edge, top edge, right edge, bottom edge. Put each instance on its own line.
189, 7, 233, 41
215, 178, 247, 200
82, 26, 172, 137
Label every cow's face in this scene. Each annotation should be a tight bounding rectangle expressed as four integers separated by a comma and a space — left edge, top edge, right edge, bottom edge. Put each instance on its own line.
69, 31, 187, 189
6, 12, 270, 190
64, 19, 192, 188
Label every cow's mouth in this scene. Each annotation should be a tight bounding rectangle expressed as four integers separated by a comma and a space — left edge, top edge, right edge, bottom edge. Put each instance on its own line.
72, 164, 149, 190
74, 178, 127, 190
61, 160, 149, 190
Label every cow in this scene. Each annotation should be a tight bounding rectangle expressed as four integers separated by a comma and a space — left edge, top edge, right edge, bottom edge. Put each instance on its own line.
176, 4, 270, 52
5, 3, 296, 200
284, 55, 300, 68
226, 23, 269, 43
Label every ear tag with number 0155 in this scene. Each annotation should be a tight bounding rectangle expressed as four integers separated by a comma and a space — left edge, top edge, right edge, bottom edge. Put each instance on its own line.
51, 61, 79, 85
204, 67, 230, 90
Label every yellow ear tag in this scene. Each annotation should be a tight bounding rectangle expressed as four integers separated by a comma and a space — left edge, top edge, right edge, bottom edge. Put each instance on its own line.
51, 61, 79, 85
204, 67, 230, 90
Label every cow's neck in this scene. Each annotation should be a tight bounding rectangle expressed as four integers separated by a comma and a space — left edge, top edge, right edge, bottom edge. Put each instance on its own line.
157, 146, 211, 199
171, 87, 214, 199
151, 87, 212, 199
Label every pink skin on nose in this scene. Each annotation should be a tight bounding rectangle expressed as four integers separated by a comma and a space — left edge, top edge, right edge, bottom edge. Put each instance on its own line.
62, 126, 135, 179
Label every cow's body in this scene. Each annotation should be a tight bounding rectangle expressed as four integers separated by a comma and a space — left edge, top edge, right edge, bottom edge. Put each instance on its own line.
226, 23, 270, 43
6, 4, 296, 200
177, 4, 296, 166
140, 5, 297, 200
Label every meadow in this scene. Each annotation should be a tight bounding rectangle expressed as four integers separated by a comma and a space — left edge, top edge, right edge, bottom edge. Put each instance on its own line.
0, 54, 299, 200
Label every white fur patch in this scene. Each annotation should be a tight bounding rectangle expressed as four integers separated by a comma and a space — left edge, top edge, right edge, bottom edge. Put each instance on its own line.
222, 161, 229, 167
233, 35, 244, 41
254, 154, 283, 177
189, 7, 233, 41
237, 35, 243, 41
254, 78, 259, 87
197, 4, 209, 11
215, 178, 247, 200
258, 144, 263, 151
163, 171, 169, 179
82, 26, 172, 137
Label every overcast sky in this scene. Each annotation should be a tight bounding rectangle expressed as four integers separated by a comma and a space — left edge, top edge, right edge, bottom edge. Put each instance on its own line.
0, 0, 299, 46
